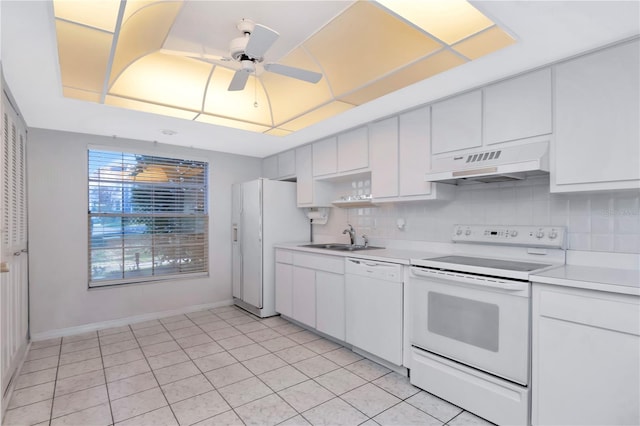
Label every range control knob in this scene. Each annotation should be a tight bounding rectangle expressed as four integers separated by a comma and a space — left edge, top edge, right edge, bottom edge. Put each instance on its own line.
535, 230, 545, 239
510, 230, 518, 237
465, 229, 472, 236
456, 228, 463, 236
549, 230, 558, 239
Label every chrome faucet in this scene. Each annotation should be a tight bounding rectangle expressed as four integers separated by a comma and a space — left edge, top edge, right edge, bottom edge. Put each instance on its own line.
362, 234, 369, 248
342, 224, 356, 246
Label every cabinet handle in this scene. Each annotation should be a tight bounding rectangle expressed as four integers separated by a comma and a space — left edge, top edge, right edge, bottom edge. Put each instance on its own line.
13, 251, 21, 257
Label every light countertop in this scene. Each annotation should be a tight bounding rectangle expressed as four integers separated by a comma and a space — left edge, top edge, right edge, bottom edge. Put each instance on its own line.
532, 265, 640, 296
274, 242, 442, 265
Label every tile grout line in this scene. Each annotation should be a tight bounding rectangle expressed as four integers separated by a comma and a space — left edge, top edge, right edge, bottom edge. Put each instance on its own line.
97, 329, 116, 426
47, 338, 63, 426
126, 316, 182, 425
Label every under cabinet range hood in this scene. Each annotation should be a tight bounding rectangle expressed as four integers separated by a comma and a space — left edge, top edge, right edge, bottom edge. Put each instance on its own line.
425, 141, 550, 184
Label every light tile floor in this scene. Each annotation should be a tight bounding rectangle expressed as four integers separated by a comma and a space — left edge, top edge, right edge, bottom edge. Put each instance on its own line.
3, 305, 494, 426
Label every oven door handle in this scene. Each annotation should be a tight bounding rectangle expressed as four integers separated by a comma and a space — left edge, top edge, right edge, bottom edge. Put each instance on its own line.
410, 267, 529, 292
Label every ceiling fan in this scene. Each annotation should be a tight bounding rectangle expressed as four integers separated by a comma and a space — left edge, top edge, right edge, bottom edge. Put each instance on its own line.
212, 19, 323, 92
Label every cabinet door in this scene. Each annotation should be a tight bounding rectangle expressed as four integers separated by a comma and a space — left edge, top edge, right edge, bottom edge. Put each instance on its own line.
296, 145, 313, 206
431, 90, 482, 155
278, 150, 296, 178
532, 285, 640, 425
337, 127, 368, 172
370, 117, 399, 198
483, 68, 552, 145
262, 155, 278, 179
553, 40, 640, 191
312, 137, 337, 177
292, 266, 316, 328
275, 263, 293, 317
316, 271, 345, 341
399, 107, 432, 197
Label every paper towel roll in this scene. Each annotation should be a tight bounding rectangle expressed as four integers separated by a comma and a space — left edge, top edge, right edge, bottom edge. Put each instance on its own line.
306, 211, 326, 220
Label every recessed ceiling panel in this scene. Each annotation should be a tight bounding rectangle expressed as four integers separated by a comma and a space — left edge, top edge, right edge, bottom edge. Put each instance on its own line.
109, 53, 212, 111
265, 128, 293, 137
340, 50, 467, 105
304, 1, 442, 97
203, 66, 272, 126
55, 20, 112, 92
195, 114, 271, 133
453, 26, 516, 60
377, 0, 494, 44
63, 87, 102, 103
53, 0, 120, 32
105, 95, 199, 120
281, 101, 354, 132
109, 1, 183, 86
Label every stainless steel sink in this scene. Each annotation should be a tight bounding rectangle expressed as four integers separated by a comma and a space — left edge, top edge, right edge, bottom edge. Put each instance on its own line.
300, 243, 384, 251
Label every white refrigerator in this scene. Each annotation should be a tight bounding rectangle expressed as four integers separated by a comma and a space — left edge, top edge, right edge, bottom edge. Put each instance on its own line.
232, 178, 309, 317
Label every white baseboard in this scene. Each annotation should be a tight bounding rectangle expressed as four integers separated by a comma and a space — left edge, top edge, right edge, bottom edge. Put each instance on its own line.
30, 299, 234, 341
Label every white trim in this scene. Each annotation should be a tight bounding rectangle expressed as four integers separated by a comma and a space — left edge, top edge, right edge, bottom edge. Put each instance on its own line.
30, 300, 234, 341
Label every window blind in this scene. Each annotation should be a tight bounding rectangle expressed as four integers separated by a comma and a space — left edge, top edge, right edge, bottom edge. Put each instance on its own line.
88, 149, 208, 287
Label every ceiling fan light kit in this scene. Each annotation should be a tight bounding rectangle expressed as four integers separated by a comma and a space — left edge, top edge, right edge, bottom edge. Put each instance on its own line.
52, 0, 515, 135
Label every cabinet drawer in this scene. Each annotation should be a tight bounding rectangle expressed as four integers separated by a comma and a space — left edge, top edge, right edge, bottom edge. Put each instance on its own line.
293, 253, 344, 274
538, 286, 640, 336
275, 250, 293, 264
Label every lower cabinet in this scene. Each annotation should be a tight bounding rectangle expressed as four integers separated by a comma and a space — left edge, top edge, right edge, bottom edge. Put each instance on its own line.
292, 266, 316, 328
316, 271, 345, 341
531, 283, 640, 425
275, 249, 345, 341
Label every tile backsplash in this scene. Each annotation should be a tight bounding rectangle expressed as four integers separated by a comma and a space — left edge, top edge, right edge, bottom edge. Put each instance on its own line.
313, 177, 640, 254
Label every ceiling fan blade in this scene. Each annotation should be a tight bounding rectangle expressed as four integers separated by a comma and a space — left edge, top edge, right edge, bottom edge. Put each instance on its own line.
264, 63, 322, 84
245, 24, 279, 59
228, 70, 250, 91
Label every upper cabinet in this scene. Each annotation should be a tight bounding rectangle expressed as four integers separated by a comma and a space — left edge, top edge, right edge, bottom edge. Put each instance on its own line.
431, 90, 482, 155
552, 39, 640, 192
296, 144, 332, 207
312, 137, 337, 177
313, 128, 369, 178
483, 69, 552, 145
262, 150, 296, 180
370, 108, 453, 202
337, 127, 369, 173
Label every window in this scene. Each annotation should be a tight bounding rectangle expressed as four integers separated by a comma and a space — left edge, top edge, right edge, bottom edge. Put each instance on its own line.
88, 149, 208, 287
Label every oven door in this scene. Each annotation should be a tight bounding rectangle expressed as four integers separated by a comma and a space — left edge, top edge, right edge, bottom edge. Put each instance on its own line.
409, 266, 530, 385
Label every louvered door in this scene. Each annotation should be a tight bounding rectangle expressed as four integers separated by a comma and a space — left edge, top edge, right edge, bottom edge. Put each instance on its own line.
0, 92, 29, 406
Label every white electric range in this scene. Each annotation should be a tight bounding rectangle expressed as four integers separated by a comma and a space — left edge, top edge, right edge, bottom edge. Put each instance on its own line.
408, 224, 566, 426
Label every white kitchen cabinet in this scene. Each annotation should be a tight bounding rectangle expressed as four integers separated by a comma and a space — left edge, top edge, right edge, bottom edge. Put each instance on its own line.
312, 137, 337, 177
292, 266, 316, 328
262, 150, 296, 180
262, 155, 278, 179
275, 262, 293, 317
278, 150, 296, 178
296, 144, 332, 207
315, 271, 345, 341
431, 90, 482, 155
370, 117, 399, 199
483, 69, 552, 145
531, 283, 640, 425
370, 108, 454, 202
552, 39, 640, 192
337, 126, 368, 173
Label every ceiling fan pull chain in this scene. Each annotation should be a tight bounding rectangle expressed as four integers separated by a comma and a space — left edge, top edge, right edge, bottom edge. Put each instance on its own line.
254, 70, 258, 108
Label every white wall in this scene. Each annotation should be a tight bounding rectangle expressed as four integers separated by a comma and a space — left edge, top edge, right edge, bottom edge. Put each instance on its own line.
27, 129, 261, 335
315, 177, 640, 254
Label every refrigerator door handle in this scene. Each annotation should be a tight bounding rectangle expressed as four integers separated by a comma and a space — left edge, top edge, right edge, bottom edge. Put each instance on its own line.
232, 224, 238, 242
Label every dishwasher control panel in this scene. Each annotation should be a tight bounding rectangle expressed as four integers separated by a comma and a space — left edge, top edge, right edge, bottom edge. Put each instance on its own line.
345, 258, 403, 282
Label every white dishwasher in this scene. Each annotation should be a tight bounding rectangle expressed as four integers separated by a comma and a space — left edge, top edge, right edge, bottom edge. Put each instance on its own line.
345, 257, 403, 366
